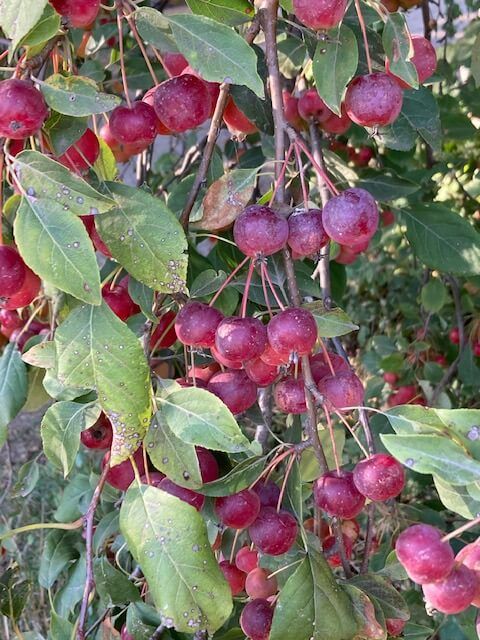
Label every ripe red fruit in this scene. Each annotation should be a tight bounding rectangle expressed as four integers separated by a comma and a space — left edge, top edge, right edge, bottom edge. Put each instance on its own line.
109, 102, 157, 147
385, 619, 406, 637
449, 326, 460, 344
395, 524, 454, 584
244, 357, 279, 387
80, 214, 112, 257
215, 317, 267, 363
345, 73, 403, 128
196, 446, 219, 484
249, 506, 298, 556
0, 79, 48, 139
267, 307, 317, 357
423, 564, 478, 614
176, 377, 208, 389
158, 477, 205, 511
208, 370, 258, 414
215, 489, 261, 529
2, 266, 41, 310
387, 385, 420, 407
219, 560, 246, 595
322, 107, 352, 135
233, 205, 289, 258
474, 342, 480, 358
240, 599, 274, 640
456, 543, 480, 606
335, 245, 359, 265
309, 351, 349, 384
387, 35, 437, 88
153, 75, 211, 133
142, 87, 171, 135
162, 52, 188, 77
274, 377, 307, 414
140, 471, 165, 487
283, 90, 304, 130
211, 344, 243, 370
0, 247, 26, 297
175, 301, 223, 348
223, 97, 258, 137
314, 470, 366, 519
434, 353, 448, 366
293, 0, 348, 30
322, 188, 379, 247
50, 0, 101, 28
382, 209, 395, 227
349, 146, 374, 168
180, 66, 220, 117
102, 282, 140, 322
236, 546, 259, 573
149, 310, 177, 350
260, 341, 290, 366
99, 122, 147, 161
323, 533, 354, 568
120, 625, 134, 640
187, 363, 220, 384
57, 128, 100, 174
317, 370, 364, 412
103, 447, 146, 491
383, 371, 398, 386
253, 480, 281, 508
80, 414, 113, 449
353, 453, 405, 501
298, 89, 331, 123
0, 309, 24, 331
245, 567, 278, 599
287, 209, 328, 258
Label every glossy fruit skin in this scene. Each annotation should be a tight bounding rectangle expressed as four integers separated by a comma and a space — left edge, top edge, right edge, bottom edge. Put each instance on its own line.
215, 489, 261, 529
345, 73, 403, 127
215, 317, 267, 363
385, 619, 407, 636
158, 478, 205, 511
103, 447, 145, 491
240, 599, 274, 640
245, 567, 278, 599
323, 533, 354, 567
180, 66, 220, 117
387, 385, 421, 407
395, 524, 455, 584
211, 344, 243, 370
2, 266, 41, 310
387, 35, 437, 88
322, 107, 352, 135
293, 0, 349, 30
322, 188, 379, 247
196, 446, 219, 483
219, 560, 246, 595
140, 471, 165, 487
298, 89, 331, 123
142, 87, 171, 135
99, 122, 149, 161
309, 351, 349, 384
382, 209, 396, 227
335, 245, 359, 265
244, 357, 279, 387
287, 209, 328, 258
80, 414, 113, 449
456, 543, 480, 606
236, 546, 259, 573
80, 214, 112, 257
102, 282, 140, 322
233, 205, 289, 258
274, 377, 307, 414
162, 52, 188, 77
353, 453, 405, 501
449, 326, 460, 344
208, 370, 258, 414
283, 90, 304, 130
0, 79, 48, 139
253, 480, 281, 508
260, 342, 290, 366
423, 564, 478, 614
317, 370, 364, 412
267, 307, 317, 357
50, 0, 101, 28
314, 470, 366, 519
0, 247, 26, 297
109, 102, 157, 146
175, 301, 223, 348
0, 309, 24, 331
223, 97, 258, 136
153, 75, 211, 133
57, 128, 100, 174
383, 371, 398, 386
249, 506, 298, 556
149, 310, 177, 350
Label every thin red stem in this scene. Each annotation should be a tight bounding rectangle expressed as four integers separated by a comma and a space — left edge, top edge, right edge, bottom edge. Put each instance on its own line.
294, 142, 309, 208
116, 2, 131, 107
261, 263, 286, 310
241, 259, 255, 318
268, 143, 294, 207
323, 404, 341, 473
209, 255, 250, 307
354, 0, 373, 75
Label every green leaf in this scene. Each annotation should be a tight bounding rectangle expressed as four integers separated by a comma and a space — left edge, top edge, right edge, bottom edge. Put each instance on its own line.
93, 557, 141, 606
13, 150, 115, 215
305, 302, 359, 338
20, 4, 60, 48
186, 0, 254, 25
120, 485, 232, 634
0, 344, 28, 447
401, 204, 480, 275
126, 602, 161, 640
0, 0, 48, 53
190, 270, 227, 298
93, 138, 118, 182
300, 426, 345, 481
54, 302, 152, 465
472, 33, 480, 87
128, 278, 156, 322
12, 459, 40, 498
134, 7, 177, 52
168, 14, 265, 98
357, 171, 419, 202
159, 387, 252, 454
145, 411, 203, 489
312, 25, 358, 116
44, 113, 88, 156
38, 74, 121, 116
14, 197, 102, 304
421, 279, 447, 312
348, 574, 409, 621
270, 548, 358, 640
382, 13, 418, 88
41, 401, 101, 477
95, 183, 188, 294
0, 573, 30, 621
433, 476, 480, 519
199, 456, 266, 496
39, 530, 78, 589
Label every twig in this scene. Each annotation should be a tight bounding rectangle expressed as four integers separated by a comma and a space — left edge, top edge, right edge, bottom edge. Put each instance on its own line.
19, 36, 63, 78
442, 512, 480, 542
149, 625, 166, 639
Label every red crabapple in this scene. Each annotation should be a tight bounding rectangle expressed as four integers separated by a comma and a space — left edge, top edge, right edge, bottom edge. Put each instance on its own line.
233, 205, 289, 258
50, 0, 101, 28
109, 102, 157, 146
248, 506, 298, 556
2, 266, 41, 310
335, 245, 359, 265
456, 543, 480, 606
236, 546, 259, 573
187, 363, 220, 384
274, 377, 307, 414
208, 370, 258, 414
245, 567, 278, 599
387, 35, 437, 88
80, 414, 113, 449
223, 97, 258, 136
353, 453, 405, 501
103, 447, 145, 491
175, 377, 208, 389
293, 0, 349, 30
181, 66, 220, 117
211, 344, 243, 370
102, 282, 140, 322
162, 52, 188, 77
158, 478, 205, 511
382, 209, 396, 227
395, 524, 455, 584
383, 372, 398, 386
423, 564, 478, 614
287, 209, 328, 258
196, 446, 219, 483
322, 107, 352, 135
215, 316, 267, 363
149, 310, 177, 350
215, 489, 261, 529
153, 75, 211, 133
140, 471, 165, 487
142, 87, 171, 135
0, 247, 26, 297
298, 89, 331, 123
323, 534, 354, 568
253, 479, 281, 508
219, 560, 246, 595
0, 79, 48, 140
174, 301, 223, 348
260, 341, 290, 366
57, 128, 100, 174
387, 385, 421, 407
240, 599, 274, 640
283, 90, 304, 130
309, 351, 349, 384
267, 307, 317, 357
449, 326, 460, 344
345, 73, 403, 127
317, 371, 364, 412
314, 470, 366, 519
322, 188, 379, 247
80, 214, 112, 257
244, 357, 279, 387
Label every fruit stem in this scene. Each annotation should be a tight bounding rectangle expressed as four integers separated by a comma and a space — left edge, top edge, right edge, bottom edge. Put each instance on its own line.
442, 513, 480, 542
276, 452, 296, 512
260, 261, 274, 318
209, 255, 249, 307
116, 1, 132, 108
323, 404, 341, 473
268, 142, 294, 207
241, 258, 256, 318
261, 263, 286, 311
293, 142, 310, 209
123, 10, 159, 86
354, 0, 373, 75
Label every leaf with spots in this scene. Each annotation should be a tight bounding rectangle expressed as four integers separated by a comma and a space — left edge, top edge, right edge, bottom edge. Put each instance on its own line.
199, 455, 266, 496
159, 387, 252, 454
13, 150, 115, 215
38, 74, 121, 117
120, 485, 232, 634
144, 411, 203, 490
54, 302, 152, 465
14, 196, 101, 305
95, 183, 188, 294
